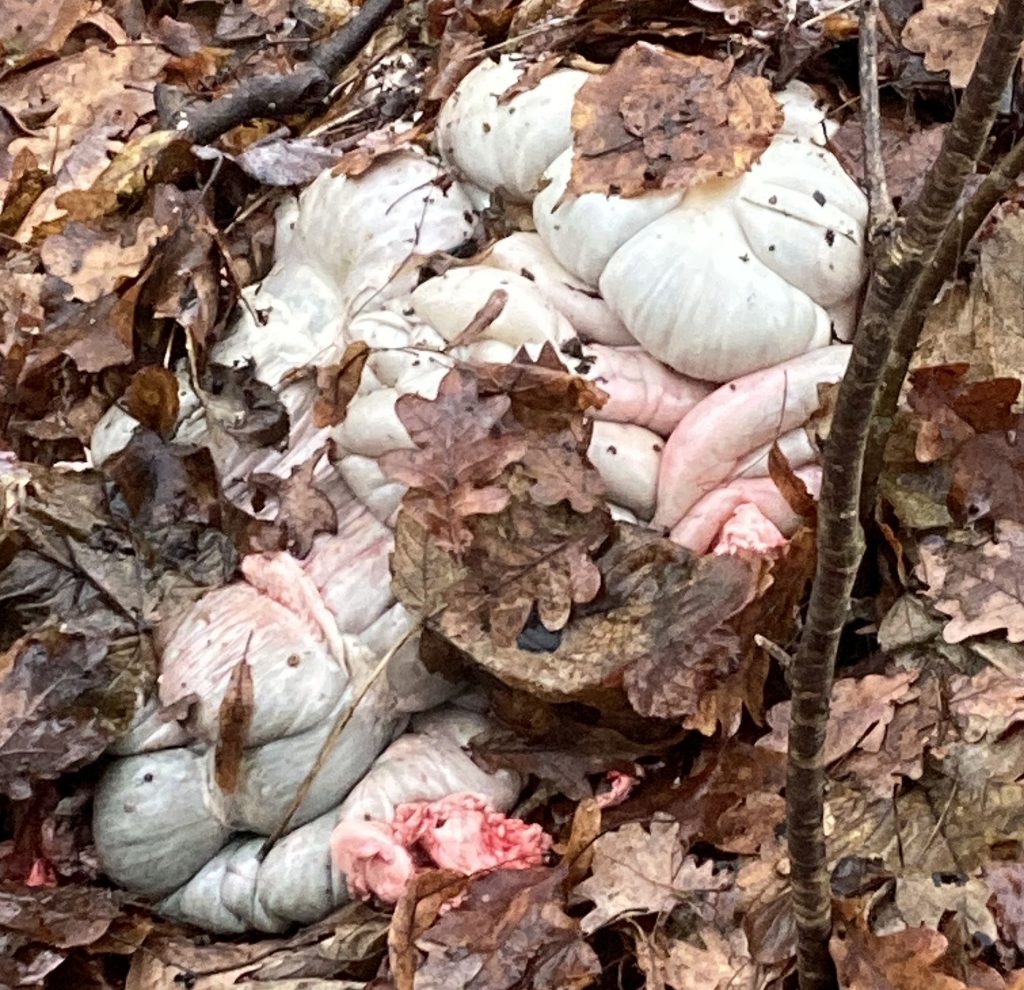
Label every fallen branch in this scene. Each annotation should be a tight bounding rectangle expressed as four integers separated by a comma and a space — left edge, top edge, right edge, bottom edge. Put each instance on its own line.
785, 0, 1024, 986
157, 0, 402, 145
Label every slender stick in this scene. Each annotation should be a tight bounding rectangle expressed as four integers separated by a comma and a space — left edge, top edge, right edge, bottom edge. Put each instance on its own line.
160, 0, 402, 144
785, 1, 1024, 986
858, 0, 895, 236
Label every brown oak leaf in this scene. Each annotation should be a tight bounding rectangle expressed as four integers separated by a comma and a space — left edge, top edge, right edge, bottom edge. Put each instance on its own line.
381, 368, 527, 553
571, 820, 730, 933
917, 521, 1024, 643
442, 469, 608, 645
570, 44, 782, 198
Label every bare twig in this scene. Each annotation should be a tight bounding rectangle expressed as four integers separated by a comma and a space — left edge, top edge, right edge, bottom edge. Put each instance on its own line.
257, 618, 421, 859
858, 0, 895, 236
159, 0, 401, 145
785, 0, 1024, 986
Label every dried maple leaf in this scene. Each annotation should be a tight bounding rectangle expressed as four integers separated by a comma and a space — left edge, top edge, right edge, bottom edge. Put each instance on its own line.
381, 368, 527, 553
571, 820, 730, 933
570, 44, 782, 198
917, 521, 1024, 642
414, 865, 600, 990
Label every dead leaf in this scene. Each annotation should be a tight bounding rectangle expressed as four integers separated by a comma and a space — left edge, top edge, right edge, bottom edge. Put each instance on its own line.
832, 916, 971, 990
902, 0, 1013, 88
948, 667, 1024, 741
561, 799, 601, 887
381, 369, 527, 553
447, 288, 508, 348
571, 820, 730, 933
202, 360, 291, 451
250, 448, 338, 558
768, 442, 817, 518
635, 926, 756, 990
603, 739, 786, 856
414, 865, 600, 990
40, 217, 166, 303
759, 669, 920, 765
622, 549, 765, 722
830, 114, 946, 208
570, 44, 782, 198
441, 468, 608, 645
0, 632, 119, 800
522, 426, 607, 512
213, 656, 254, 794
917, 521, 1024, 643
122, 366, 181, 437
391, 512, 469, 618
314, 341, 371, 428
984, 862, 1024, 951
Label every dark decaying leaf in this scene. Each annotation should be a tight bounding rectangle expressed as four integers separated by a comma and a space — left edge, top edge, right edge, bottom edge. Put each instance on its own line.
121, 365, 180, 437
249, 447, 338, 557
413, 864, 600, 990
620, 544, 765, 722
0, 882, 129, 988
104, 429, 241, 585
0, 632, 118, 800
570, 43, 782, 199
201, 359, 291, 451
471, 691, 679, 799
902, 364, 1024, 526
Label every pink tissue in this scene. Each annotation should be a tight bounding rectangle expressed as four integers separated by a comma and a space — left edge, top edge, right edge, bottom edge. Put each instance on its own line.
331, 792, 551, 903
712, 502, 788, 556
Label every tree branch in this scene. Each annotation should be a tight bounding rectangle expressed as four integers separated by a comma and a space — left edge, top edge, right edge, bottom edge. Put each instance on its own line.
858, 0, 895, 236
158, 0, 402, 145
785, 0, 1024, 986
